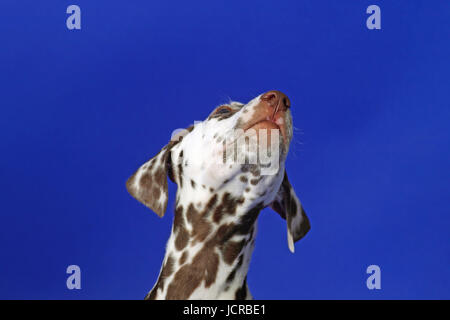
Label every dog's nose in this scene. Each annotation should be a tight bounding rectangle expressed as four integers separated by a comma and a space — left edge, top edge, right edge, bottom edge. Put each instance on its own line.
261, 90, 290, 110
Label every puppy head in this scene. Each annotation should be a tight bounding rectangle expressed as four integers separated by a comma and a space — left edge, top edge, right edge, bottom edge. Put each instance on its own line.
126, 91, 310, 251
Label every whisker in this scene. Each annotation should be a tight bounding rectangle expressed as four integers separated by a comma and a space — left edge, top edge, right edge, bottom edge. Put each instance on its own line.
288, 125, 305, 160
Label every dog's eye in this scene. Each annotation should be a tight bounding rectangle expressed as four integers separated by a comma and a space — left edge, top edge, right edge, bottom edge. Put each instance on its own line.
215, 107, 231, 114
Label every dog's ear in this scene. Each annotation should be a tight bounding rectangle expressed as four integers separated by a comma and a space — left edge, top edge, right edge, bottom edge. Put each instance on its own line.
126, 144, 174, 217
126, 126, 194, 217
270, 171, 310, 253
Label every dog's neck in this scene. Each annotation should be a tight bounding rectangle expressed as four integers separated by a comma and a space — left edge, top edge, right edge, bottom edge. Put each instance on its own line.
146, 188, 263, 300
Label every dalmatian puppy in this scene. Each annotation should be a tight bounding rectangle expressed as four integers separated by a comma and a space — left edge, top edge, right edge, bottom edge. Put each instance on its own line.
126, 90, 310, 300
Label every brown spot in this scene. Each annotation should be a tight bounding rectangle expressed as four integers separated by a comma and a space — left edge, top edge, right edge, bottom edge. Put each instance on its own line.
173, 207, 189, 251
226, 269, 236, 283
190, 179, 196, 189
226, 254, 244, 284
204, 194, 218, 213
240, 176, 248, 183
250, 177, 262, 185
154, 168, 165, 186
148, 160, 155, 171
213, 193, 239, 223
162, 255, 175, 278
173, 206, 184, 231
186, 203, 213, 244
213, 205, 224, 223
250, 166, 261, 176
235, 203, 263, 236
222, 239, 246, 265
175, 224, 189, 251
217, 111, 235, 121
139, 173, 152, 189
179, 251, 188, 265
215, 223, 235, 243
245, 188, 250, 192
177, 163, 183, 187
193, 219, 212, 243
186, 203, 199, 224
204, 252, 220, 287
152, 186, 161, 201
235, 278, 247, 300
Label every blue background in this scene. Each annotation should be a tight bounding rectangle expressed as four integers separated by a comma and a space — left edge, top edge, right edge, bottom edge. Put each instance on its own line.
0, 0, 449, 299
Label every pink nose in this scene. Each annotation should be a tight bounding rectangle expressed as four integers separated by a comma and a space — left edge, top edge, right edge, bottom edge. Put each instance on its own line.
261, 90, 290, 111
